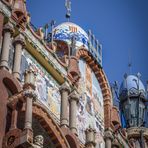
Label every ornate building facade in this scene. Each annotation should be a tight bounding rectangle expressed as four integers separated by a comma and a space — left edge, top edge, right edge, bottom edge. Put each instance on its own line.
0, 0, 147, 148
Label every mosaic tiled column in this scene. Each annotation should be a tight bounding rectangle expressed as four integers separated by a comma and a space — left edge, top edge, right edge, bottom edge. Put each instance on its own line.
69, 90, 79, 135
85, 127, 96, 148
23, 69, 36, 130
13, 34, 25, 80
59, 82, 71, 127
104, 129, 113, 148
0, 22, 13, 70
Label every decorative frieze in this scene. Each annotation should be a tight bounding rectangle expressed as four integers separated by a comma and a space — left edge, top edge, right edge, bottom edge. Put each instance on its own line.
23, 29, 67, 76
0, 1, 11, 17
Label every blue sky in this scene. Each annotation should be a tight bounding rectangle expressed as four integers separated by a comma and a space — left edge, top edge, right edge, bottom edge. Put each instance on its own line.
26, 0, 148, 89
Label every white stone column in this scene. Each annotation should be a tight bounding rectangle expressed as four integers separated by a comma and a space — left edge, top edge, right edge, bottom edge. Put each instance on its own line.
0, 22, 13, 70
10, 106, 18, 130
69, 90, 79, 135
13, 34, 25, 80
104, 129, 113, 148
23, 69, 36, 130
85, 127, 96, 148
59, 82, 71, 127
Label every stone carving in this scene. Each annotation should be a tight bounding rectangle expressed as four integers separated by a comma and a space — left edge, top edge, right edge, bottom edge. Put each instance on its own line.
30, 135, 44, 148
23, 89, 37, 101
59, 82, 71, 93
13, 34, 25, 47
104, 130, 113, 141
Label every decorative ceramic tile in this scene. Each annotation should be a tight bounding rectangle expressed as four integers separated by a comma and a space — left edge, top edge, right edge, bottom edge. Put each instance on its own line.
77, 58, 104, 145
53, 22, 89, 49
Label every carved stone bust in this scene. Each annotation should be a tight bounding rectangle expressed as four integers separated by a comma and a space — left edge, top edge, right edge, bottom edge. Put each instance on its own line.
30, 135, 44, 148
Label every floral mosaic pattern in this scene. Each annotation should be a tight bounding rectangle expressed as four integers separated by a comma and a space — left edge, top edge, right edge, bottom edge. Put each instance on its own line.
77, 58, 104, 146
21, 50, 61, 119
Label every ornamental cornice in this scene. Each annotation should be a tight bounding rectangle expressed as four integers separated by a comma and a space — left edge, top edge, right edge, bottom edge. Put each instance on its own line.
0, 1, 11, 17
127, 127, 148, 139
23, 28, 67, 76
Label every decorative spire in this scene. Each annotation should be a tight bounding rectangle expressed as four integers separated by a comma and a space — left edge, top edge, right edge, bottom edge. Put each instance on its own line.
128, 49, 132, 74
65, 0, 71, 22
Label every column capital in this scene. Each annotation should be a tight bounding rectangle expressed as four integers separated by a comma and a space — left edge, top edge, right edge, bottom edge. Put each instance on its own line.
3, 22, 14, 35
85, 127, 96, 147
85, 127, 96, 133
13, 34, 25, 47
69, 90, 79, 102
23, 89, 37, 101
23, 68, 36, 90
104, 129, 114, 141
59, 82, 71, 93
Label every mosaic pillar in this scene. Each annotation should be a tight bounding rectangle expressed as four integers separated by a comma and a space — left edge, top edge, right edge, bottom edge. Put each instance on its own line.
85, 127, 96, 148
69, 90, 79, 135
13, 34, 25, 80
59, 82, 71, 127
23, 69, 36, 130
0, 22, 13, 70
104, 129, 113, 148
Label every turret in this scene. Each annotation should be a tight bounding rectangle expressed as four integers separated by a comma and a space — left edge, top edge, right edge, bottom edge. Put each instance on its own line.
119, 73, 147, 128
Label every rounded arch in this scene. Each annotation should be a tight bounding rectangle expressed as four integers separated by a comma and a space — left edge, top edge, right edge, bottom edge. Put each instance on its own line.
76, 48, 112, 129
61, 127, 80, 148
0, 69, 21, 147
32, 103, 70, 148
0, 70, 22, 95
65, 135, 78, 148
